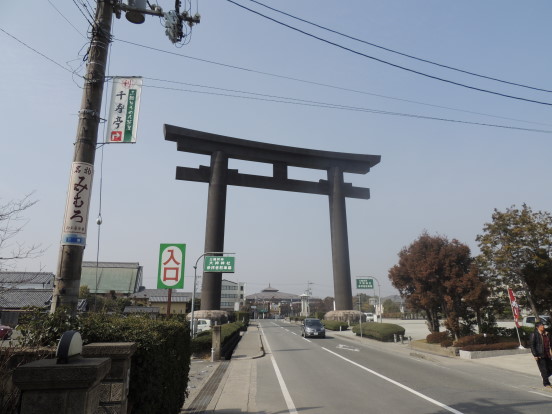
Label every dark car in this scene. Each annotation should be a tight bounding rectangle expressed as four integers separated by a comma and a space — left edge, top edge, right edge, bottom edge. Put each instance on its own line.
301, 318, 325, 338
0, 325, 12, 340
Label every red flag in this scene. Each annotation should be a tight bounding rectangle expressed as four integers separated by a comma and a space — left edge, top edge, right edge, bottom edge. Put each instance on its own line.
508, 288, 521, 328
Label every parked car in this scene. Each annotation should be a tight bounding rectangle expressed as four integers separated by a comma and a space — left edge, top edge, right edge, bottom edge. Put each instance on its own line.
301, 318, 325, 338
0, 325, 12, 340
522, 315, 550, 328
364, 313, 375, 322
196, 319, 212, 333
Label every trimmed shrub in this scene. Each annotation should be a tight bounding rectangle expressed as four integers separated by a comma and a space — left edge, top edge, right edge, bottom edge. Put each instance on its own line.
426, 331, 450, 344
460, 342, 520, 352
440, 339, 453, 348
352, 322, 405, 342
191, 321, 245, 355
17, 310, 191, 414
233, 311, 250, 327
322, 320, 349, 331
453, 334, 498, 347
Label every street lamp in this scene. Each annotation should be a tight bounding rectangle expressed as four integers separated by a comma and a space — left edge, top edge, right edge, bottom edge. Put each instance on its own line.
190, 251, 235, 338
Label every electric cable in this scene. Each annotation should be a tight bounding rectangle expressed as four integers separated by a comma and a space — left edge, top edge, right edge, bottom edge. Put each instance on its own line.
246, 0, 552, 94
143, 82, 552, 134
226, 0, 552, 107
116, 39, 551, 127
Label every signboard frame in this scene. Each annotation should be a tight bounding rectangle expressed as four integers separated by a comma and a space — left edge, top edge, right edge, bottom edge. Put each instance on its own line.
157, 243, 186, 289
203, 256, 235, 273
356, 278, 374, 289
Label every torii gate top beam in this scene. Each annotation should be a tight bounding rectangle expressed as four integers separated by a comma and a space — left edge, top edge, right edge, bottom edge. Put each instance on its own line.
164, 125, 381, 199
164, 125, 381, 174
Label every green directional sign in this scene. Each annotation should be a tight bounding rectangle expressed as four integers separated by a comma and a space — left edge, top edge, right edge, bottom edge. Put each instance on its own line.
356, 278, 373, 289
204, 256, 235, 273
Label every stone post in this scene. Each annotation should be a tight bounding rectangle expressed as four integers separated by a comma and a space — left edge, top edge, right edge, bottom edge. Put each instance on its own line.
83, 342, 137, 414
212, 325, 222, 361
13, 357, 111, 414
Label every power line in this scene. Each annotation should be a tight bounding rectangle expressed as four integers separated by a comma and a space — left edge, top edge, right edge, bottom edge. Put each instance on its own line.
3, 25, 549, 134
0, 27, 78, 76
226, 0, 552, 107
246, 0, 552, 94
116, 39, 552, 127
143, 81, 552, 134
48, 0, 86, 38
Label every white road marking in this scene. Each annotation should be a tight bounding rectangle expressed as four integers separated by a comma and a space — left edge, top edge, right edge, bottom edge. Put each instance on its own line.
322, 347, 464, 414
260, 325, 298, 414
529, 390, 552, 398
337, 344, 359, 352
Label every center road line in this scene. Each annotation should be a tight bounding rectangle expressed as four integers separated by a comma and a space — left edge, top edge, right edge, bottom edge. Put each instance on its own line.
322, 347, 464, 414
260, 325, 298, 414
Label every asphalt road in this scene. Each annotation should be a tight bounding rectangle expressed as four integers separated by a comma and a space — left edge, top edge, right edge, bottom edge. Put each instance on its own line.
255, 320, 552, 414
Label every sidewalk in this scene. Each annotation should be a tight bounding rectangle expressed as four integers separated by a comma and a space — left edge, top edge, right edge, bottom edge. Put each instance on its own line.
181, 321, 264, 413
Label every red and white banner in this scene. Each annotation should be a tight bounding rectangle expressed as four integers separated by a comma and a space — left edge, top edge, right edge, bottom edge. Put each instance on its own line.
507, 288, 521, 328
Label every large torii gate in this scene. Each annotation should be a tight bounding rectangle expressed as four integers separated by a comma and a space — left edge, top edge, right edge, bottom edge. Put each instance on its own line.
165, 125, 381, 320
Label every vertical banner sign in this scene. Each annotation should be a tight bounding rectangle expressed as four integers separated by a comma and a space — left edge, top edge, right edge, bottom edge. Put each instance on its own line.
158, 244, 186, 289
507, 288, 521, 328
107, 77, 142, 143
61, 162, 93, 246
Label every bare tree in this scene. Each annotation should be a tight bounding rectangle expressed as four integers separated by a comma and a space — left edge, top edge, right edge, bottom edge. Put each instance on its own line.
0, 193, 44, 275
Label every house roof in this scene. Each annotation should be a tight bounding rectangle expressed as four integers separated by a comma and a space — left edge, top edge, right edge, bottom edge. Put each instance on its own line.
0, 289, 52, 309
80, 262, 143, 294
0, 272, 54, 285
83, 261, 141, 269
130, 288, 192, 299
246, 285, 300, 301
124, 306, 160, 314
149, 296, 190, 303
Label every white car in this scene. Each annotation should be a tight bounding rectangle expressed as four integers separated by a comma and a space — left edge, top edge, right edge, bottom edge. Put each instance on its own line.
522, 315, 550, 327
364, 313, 375, 322
195, 319, 212, 333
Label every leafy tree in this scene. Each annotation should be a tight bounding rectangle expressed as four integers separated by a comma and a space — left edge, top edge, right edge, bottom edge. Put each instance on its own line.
388, 232, 489, 338
383, 298, 400, 314
322, 296, 335, 312
476, 204, 552, 318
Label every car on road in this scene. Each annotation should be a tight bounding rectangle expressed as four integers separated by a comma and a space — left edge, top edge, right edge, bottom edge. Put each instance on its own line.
522, 315, 550, 328
0, 325, 12, 340
301, 318, 325, 338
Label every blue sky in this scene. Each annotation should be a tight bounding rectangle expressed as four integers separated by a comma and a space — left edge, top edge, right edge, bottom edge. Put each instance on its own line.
1, 1, 551, 301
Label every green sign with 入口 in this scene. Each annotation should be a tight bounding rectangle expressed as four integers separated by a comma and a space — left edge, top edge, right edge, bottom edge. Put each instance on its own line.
356, 278, 373, 289
204, 256, 235, 273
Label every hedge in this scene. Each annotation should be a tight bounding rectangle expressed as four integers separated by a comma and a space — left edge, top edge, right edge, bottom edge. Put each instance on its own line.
460, 342, 520, 352
352, 322, 405, 342
426, 331, 450, 344
322, 320, 349, 331
16, 310, 191, 414
192, 321, 245, 355
453, 334, 499, 347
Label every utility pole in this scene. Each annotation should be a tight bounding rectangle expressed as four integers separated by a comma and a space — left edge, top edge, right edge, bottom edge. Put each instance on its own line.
51, 1, 199, 315
51, 0, 114, 314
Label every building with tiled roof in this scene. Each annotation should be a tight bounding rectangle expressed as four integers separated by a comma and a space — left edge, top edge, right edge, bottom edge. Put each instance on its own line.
80, 262, 143, 295
0, 272, 54, 289
130, 288, 192, 314
245, 284, 301, 302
